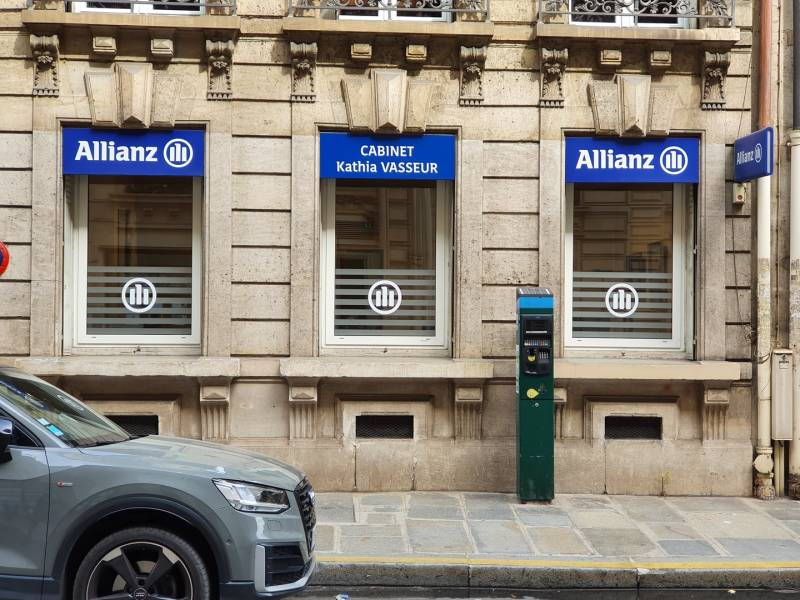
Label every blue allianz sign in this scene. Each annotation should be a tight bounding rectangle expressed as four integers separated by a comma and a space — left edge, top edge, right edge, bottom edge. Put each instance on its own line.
63, 128, 204, 176
734, 127, 773, 182
320, 133, 455, 180
565, 137, 699, 184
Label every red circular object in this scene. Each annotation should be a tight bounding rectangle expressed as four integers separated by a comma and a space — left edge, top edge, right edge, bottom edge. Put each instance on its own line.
0, 241, 10, 277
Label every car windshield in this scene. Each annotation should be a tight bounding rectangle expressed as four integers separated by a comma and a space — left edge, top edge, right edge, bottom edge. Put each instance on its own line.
0, 371, 130, 447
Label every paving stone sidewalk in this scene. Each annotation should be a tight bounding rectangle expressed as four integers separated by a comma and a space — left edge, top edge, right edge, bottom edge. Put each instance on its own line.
313, 492, 800, 562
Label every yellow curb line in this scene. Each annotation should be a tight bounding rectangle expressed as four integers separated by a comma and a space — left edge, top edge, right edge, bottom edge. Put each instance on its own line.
317, 555, 800, 570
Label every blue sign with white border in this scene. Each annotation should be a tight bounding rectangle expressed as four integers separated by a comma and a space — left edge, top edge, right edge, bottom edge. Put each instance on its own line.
734, 127, 773, 182
565, 137, 700, 184
63, 128, 205, 176
320, 132, 455, 180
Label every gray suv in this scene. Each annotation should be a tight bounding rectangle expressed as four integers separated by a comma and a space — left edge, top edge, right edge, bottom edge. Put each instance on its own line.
0, 368, 316, 600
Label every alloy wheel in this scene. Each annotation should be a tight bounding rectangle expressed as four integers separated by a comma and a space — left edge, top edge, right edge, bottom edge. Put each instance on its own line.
85, 541, 194, 600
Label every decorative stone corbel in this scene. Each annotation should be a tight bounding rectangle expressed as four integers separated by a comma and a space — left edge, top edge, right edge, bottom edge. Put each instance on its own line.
30, 34, 59, 97
290, 41, 318, 103
206, 39, 234, 100
540, 47, 568, 108
405, 43, 428, 65
454, 382, 483, 440
150, 31, 175, 62
702, 386, 730, 442
288, 378, 319, 440
350, 42, 373, 64
199, 379, 231, 442
598, 47, 622, 69
648, 47, 672, 70
701, 51, 730, 110
459, 46, 487, 106
91, 29, 117, 60
554, 387, 567, 441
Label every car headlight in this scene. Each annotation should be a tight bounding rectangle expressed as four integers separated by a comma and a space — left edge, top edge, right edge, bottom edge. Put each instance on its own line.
213, 479, 290, 514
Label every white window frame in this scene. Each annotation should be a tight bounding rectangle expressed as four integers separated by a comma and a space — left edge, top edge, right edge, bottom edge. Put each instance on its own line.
564, 183, 690, 351
69, 175, 203, 348
70, 1, 203, 16
338, 0, 450, 22
320, 179, 452, 350
567, 0, 688, 27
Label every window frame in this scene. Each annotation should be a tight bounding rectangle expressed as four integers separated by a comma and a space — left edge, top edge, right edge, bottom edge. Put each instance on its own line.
320, 179, 452, 350
69, 1, 204, 16
564, 183, 692, 352
337, 0, 451, 22
567, 0, 688, 28
69, 175, 203, 348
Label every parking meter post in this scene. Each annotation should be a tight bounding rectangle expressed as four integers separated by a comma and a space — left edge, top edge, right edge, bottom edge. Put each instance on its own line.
516, 287, 555, 502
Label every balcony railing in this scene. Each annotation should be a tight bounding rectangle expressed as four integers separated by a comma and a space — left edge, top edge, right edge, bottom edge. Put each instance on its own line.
538, 0, 733, 25
30, 0, 236, 15
288, 0, 489, 20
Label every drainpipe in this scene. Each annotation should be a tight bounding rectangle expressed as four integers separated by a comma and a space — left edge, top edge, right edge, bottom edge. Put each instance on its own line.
788, 0, 800, 499
753, 0, 775, 500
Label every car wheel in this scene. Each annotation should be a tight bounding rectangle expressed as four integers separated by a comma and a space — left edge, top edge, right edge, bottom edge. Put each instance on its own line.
73, 526, 211, 600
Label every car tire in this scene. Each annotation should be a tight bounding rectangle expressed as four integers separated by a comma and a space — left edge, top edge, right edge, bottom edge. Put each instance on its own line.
73, 526, 211, 600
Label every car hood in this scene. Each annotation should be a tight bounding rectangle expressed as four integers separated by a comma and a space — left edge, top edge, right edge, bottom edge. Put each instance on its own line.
80, 435, 304, 491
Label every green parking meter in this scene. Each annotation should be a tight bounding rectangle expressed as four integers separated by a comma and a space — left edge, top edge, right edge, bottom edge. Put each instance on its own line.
516, 287, 555, 502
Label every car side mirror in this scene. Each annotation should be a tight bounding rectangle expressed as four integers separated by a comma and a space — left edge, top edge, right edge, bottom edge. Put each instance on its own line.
0, 418, 12, 462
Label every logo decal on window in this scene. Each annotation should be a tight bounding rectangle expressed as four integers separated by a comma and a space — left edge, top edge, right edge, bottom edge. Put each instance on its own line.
605, 283, 639, 318
368, 280, 402, 315
121, 277, 158, 314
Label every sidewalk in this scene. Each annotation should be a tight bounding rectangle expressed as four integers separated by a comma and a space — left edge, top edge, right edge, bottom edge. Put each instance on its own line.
310, 492, 800, 590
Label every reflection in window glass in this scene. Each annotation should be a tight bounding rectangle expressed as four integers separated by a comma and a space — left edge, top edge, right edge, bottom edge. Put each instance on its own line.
571, 184, 673, 340
334, 182, 436, 337
86, 176, 194, 336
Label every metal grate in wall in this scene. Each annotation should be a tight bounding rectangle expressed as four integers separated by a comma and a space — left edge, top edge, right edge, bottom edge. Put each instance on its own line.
605, 416, 662, 440
355, 415, 414, 439
107, 415, 159, 437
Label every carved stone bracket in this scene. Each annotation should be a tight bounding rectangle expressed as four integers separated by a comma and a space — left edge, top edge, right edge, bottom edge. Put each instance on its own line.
91, 29, 117, 60
200, 379, 231, 442
150, 31, 175, 62
589, 74, 677, 137
291, 41, 318, 103
540, 47, 568, 108
350, 42, 373, 64
289, 378, 319, 440
702, 386, 730, 442
459, 46, 487, 106
454, 382, 483, 440
554, 387, 567, 441
30, 34, 60, 97
206, 39, 234, 100
701, 50, 730, 110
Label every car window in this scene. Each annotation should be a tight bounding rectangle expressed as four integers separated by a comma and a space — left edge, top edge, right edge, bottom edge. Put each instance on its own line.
0, 372, 130, 448
0, 412, 40, 448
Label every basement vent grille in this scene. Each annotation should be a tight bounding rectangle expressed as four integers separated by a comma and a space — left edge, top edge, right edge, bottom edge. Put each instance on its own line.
605, 416, 662, 440
355, 415, 414, 439
107, 415, 159, 437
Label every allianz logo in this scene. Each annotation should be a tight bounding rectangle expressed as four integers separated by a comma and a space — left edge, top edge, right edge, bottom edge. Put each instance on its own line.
575, 146, 688, 176
73, 138, 193, 168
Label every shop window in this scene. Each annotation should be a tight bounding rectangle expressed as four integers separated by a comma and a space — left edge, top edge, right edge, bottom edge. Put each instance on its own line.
69, 176, 202, 347
565, 184, 691, 351
69, 0, 203, 14
321, 180, 451, 349
568, 0, 684, 27
338, 0, 449, 21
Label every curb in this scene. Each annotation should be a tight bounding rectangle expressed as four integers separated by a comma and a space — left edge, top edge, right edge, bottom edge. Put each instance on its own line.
311, 560, 800, 590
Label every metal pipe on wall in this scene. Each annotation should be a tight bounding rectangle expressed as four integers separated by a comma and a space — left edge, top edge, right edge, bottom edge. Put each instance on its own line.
753, 0, 775, 500
787, 0, 800, 499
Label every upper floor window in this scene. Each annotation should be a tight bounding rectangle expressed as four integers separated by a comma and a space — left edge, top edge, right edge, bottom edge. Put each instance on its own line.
69, 0, 207, 14
539, 0, 733, 27
339, 0, 449, 21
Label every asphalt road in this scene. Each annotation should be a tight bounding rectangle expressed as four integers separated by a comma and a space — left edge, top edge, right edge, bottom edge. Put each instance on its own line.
298, 588, 800, 600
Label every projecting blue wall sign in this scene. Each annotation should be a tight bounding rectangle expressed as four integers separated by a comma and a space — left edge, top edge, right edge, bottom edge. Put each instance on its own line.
734, 127, 773, 182
320, 133, 455, 180
63, 128, 205, 176
565, 137, 700, 184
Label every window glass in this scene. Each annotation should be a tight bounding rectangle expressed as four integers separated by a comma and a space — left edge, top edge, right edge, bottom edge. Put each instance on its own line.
333, 182, 437, 337
571, 184, 674, 340
85, 176, 194, 337
339, 0, 445, 19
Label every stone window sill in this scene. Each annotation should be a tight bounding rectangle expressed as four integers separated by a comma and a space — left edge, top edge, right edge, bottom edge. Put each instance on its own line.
535, 22, 740, 46
282, 16, 493, 43
279, 356, 494, 380
1, 356, 241, 378
555, 358, 744, 382
21, 9, 241, 33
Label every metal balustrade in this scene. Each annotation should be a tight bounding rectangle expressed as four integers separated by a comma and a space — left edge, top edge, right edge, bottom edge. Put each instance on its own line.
288, 0, 489, 19
538, 0, 733, 25
29, 0, 237, 15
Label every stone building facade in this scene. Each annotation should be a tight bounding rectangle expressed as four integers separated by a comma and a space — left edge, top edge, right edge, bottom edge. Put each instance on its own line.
0, 0, 758, 494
